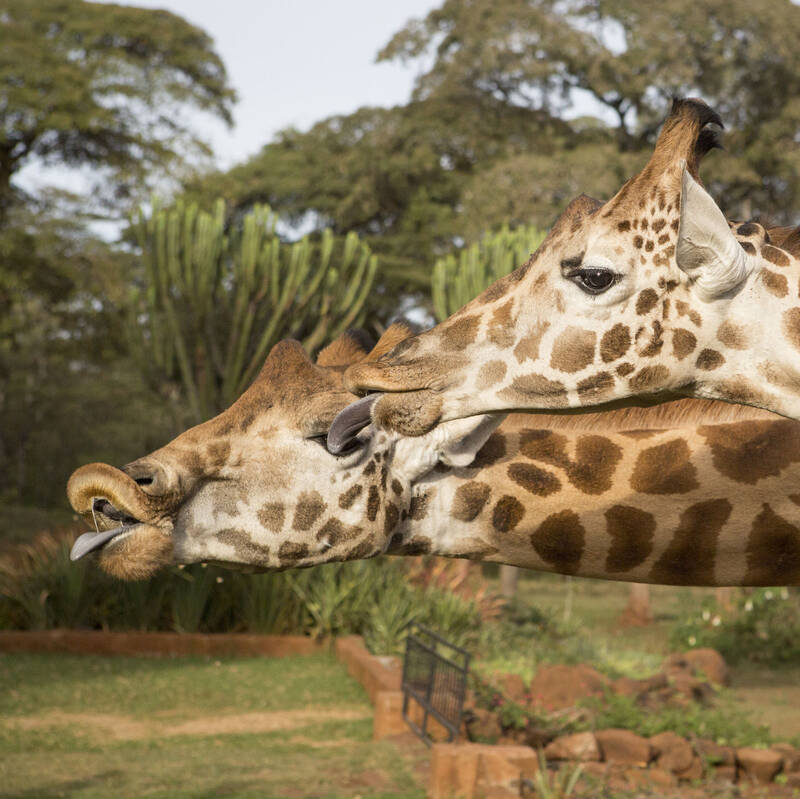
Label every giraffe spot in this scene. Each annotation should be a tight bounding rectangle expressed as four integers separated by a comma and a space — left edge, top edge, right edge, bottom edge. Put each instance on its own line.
675, 301, 702, 327
600, 324, 631, 362
519, 430, 622, 494
238, 412, 257, 433
452, 481, 491, 521
487, 299, 516, 348
635, 320, 664, 357
604, 505, 656, 573
258, 503, 285, 533
642, 217, 649, 229
407, 488, 434, 521
440, 314, 481, 350
316, 518, 361, 547
743, 504, 800, 584
388, 535, 432, 555
514, 321, 550, 363
630, 439, 698, 494
782, 308, 800, 353
472, 433, 507, 468
384, 502, 400, 534
498, 374, 568, 407
479, 280, 510, 304
761, 269, 788, 297
628, 365, 670, 392
530, 510, 585, 575
366, 485, 380, 522
698, 419, 800, 484
338, 484, 363, 510
363, 460, 377, 476
568, 436, 624, 494
550, 327, 596, 373
391, 479, 403, 496
652, 219, 666, 233
616, 362, 635, 377
645, 240, 655, 252
292, 491, 326, 531
476, 360, 507, 389
716, 377, 766, 406
762, 244, 790, 267
740, 241, 757, 255
380, 464, 388, 492
717, 320, 749, 350
633, 235, 644, 249
508, 462, 561, 496
737, 222, 760, 236
492, 496, 525, 533
218, 528, 271, 563
657, 233, 670, 245
649, 499, 731, 585
671, 218, 680, 232
278, 541, 310, 560
672, 328, 697, 360
345, 538, 378, 560
617, 220, 631, 232
577, 371, 615, 401
695, 349, 725, 370
205, 441, 231, 469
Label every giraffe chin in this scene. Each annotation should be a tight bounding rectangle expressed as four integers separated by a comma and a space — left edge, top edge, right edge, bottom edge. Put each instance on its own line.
94, 524, 173, 581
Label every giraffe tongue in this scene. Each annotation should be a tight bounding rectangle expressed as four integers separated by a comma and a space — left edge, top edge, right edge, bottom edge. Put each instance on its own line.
70, 527, 128, 561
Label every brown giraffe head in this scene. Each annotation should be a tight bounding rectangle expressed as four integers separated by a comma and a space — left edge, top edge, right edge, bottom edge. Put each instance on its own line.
337, 98, 800, 439
66, 326, 500, 579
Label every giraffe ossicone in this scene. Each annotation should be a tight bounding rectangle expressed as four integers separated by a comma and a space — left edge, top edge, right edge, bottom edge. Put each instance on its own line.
67, 330, 800, 587
338, 97, 800, 438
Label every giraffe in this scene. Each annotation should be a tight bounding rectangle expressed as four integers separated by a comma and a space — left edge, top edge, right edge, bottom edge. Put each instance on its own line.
332, 98, 800, 447
67, 328, 800, 587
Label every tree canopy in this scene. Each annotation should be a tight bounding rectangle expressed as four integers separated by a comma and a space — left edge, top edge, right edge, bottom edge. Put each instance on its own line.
0, 0, 236, 220
194, 0, 799, 296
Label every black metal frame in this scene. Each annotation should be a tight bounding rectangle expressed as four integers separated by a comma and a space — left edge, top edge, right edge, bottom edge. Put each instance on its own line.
401, 621, 471, 746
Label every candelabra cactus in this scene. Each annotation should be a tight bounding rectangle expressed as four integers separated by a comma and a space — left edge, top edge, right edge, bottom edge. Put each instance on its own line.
125, 199, 378, 421
431, 224, 546, 321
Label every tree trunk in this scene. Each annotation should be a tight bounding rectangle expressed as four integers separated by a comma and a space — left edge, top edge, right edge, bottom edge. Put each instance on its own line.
622, 583, 652, 625
499, 564, 520, 601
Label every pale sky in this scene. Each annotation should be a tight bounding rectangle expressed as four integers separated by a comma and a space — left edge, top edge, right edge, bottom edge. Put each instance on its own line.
18, 0, 439, 196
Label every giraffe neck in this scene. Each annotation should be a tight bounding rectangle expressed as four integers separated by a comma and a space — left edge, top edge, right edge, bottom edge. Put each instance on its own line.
388, 412, 800, 587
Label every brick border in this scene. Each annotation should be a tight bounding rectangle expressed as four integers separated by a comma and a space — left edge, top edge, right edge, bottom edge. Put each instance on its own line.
0, 630, 323, 657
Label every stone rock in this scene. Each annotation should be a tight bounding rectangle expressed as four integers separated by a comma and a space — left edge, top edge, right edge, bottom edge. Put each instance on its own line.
544, 732, 600, 762
784, 771, 800, 789
595, 729, 652, 766
736, 746, 783, 783
773, 743, 800, 773
675, 755, 704, 782
649, 731, 695, 774
497, 673, 528, 704
695, 738, 735, 766
465, 708, 502, 743
528, 664, 610, 711
682, 648, 730, 685
647, 767, 678, 788
712, 764, 738, 784
669, 670, 713, 704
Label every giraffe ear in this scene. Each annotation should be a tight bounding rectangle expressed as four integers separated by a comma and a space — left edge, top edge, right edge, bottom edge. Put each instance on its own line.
394, 413, 506, 481
676, 164, 751, 301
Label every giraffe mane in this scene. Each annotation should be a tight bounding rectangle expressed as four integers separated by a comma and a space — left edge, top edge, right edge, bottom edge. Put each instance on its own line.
504, 398, 778, 433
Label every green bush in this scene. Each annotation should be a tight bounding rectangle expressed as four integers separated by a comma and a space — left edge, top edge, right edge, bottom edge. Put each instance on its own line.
0, 531, 480, 654
670, 587, 800, 666
578, 690, 771, 748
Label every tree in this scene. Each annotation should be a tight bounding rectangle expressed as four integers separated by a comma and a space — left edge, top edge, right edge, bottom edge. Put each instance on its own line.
124, 200, 378, 422
0, 0, 236, 222
380, 0, 800, 222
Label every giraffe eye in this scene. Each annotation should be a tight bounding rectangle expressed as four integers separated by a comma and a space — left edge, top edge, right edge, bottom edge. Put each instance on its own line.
569, 268, 618, 295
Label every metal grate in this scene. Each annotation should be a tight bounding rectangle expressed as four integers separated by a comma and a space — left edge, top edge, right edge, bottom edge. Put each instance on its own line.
401, 622, 470, 745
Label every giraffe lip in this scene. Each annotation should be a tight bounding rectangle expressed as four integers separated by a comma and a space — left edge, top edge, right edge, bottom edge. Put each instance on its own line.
70, 525, 139, 561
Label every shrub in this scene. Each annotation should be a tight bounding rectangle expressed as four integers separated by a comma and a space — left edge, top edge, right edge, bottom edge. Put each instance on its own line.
670, 587, 800, 666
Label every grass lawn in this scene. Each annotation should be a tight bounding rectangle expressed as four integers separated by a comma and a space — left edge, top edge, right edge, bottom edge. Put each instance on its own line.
0, 653, 427, 799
